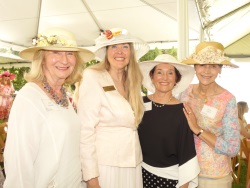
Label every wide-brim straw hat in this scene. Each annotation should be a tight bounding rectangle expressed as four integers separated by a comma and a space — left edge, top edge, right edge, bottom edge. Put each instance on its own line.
94, 28, 149, 61
181, 41, 238, 68
0, 71, 16, 80
139, 54, 195, 96
19, 27, 95, 62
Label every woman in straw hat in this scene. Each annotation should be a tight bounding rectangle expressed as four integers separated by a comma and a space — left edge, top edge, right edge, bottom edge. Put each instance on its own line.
138, 54, 199, 188
180, 41, 240, 188
0, 71, 16, 120
3, 27, 95, 188
77, 28, 149, 188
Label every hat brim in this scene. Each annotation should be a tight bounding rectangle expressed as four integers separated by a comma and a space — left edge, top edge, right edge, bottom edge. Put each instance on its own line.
19, 46, 95, 62
139, 60, 195, 96
182, 58, 239, 68
94, 37, 149, 61
0, 74, 16, 80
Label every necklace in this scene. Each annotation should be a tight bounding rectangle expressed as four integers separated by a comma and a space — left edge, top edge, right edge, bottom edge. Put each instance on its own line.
151, 94, 173, 108
197, 85, 218, 103
42, 77, 69, 108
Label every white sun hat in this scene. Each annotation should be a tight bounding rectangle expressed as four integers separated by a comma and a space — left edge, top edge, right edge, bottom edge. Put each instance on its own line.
94, 28, 149, 61
19, 27, 95, 62
139, 54, 195, 96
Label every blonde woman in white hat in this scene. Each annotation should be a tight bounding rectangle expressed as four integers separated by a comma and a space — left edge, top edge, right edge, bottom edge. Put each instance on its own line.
179, 41, 240, 188
3, 28, 94, 188
138, 54, 200, 188
77, 28, 149, 188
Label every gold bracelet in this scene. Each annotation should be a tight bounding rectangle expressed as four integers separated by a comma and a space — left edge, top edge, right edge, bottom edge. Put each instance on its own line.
196, 129, 204, 137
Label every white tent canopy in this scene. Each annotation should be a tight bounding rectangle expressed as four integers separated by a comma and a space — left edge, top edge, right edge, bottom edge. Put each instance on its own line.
1, 0, 250, 120
0, 0, 250, 58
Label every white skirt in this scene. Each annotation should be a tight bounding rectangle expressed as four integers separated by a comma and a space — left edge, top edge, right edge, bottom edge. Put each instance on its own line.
82, 164, 143, 188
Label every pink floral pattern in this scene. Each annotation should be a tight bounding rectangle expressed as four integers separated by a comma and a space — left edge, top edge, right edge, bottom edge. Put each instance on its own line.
179, 84, 240, 178
0, 84, 14, 119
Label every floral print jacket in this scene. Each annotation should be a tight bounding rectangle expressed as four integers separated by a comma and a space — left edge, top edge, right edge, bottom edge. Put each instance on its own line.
179, 84, 240, 178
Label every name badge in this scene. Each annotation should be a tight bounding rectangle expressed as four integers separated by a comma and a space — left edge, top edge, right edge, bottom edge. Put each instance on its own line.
42, 99, 60, 111
144, 102, 152, 111
103, 85, 116, 92
200, 104, 218, 119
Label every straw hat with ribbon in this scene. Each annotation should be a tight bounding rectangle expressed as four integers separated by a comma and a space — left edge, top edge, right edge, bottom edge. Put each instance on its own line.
139, 54, 195, 96
94, 28, 149, 61
181, 41, 238, 68
19, 27, 95, 62
0, 71, 16, 80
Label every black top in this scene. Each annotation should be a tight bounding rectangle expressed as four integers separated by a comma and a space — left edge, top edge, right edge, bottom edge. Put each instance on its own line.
138, 96, 196, 168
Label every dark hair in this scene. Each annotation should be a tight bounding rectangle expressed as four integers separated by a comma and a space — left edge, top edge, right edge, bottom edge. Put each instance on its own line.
149, 64, 182, 84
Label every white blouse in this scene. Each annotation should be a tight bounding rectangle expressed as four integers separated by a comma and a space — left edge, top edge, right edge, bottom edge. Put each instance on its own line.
4, 83, 82, 188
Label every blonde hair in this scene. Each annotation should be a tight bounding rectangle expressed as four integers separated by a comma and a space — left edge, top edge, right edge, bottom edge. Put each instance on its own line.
24, 50, 83, 84
88, 44, 144, 126
1, 77, 12, 85
237, 101, 248, 121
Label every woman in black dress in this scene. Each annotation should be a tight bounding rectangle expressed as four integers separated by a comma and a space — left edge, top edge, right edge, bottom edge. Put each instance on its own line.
138, 54, 200, 188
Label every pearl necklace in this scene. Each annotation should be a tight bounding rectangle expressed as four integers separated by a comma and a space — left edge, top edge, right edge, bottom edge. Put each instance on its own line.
42, 77, 69, 108
151, 94, 173, 108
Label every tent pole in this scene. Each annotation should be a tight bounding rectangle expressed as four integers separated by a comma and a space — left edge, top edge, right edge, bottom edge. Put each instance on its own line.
177, 0, 189, 60
36, 0, 43, 35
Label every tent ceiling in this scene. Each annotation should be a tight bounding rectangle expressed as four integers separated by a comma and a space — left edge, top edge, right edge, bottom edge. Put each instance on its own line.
0, 0, 250, 59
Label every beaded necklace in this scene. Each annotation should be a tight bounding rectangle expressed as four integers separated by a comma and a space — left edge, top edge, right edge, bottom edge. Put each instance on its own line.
42, 77, 69, 108
151, 94, 173, 108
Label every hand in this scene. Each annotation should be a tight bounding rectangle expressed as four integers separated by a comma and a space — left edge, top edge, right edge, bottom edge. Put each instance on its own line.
87, 177, 101, 188
183, 103, 200, 134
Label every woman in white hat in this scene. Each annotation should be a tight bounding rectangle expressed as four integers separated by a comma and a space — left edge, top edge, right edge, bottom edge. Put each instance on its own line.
180, 41, 240, 188
3, 27, 94, 188
138, 54, 200, 188
77, 28, 149, 188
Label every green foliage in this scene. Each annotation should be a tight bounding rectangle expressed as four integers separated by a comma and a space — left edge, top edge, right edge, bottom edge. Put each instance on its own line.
139, 47, 162, 62
139, 47, 177, 62
0, 48, 19, 55
86, 59, 100, 67
162, 47, 177, 58
232, 160, 248, 188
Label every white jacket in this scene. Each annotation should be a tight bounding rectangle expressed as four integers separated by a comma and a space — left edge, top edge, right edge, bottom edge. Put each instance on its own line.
77, 69, 142, 181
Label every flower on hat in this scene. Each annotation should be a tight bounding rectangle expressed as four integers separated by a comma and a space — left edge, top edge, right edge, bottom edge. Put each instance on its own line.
102, 29, 127, 40
190, 46, 230, 65
94, 28, 149, 61
32, 34, 75, 47
19, 28, 95, 62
